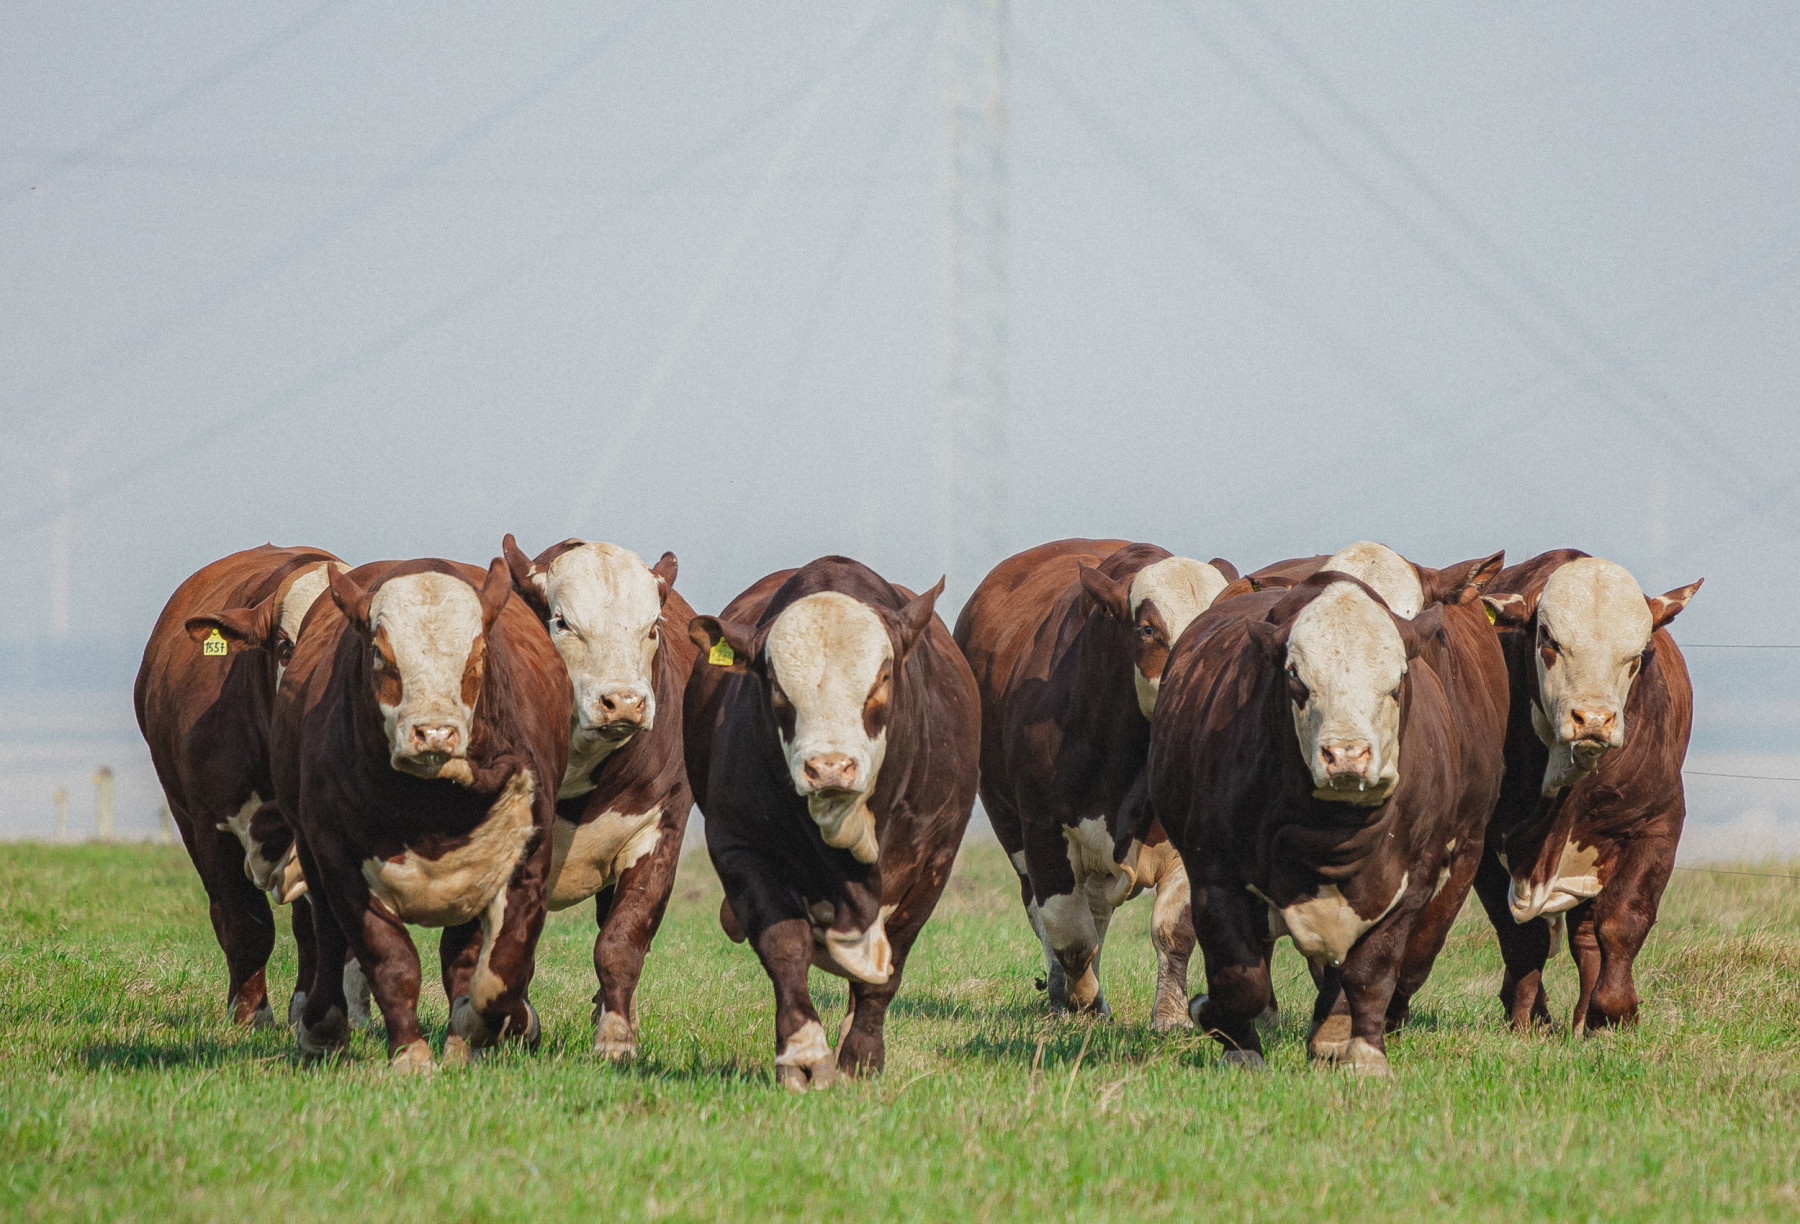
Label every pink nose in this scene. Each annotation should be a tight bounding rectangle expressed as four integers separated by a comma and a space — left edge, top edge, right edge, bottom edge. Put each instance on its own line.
1320, 741, 1373, 779
408, 722, 461, 756
1568, 707, 1617, 744
803, 753, 858, 791
597, 690, 647, 727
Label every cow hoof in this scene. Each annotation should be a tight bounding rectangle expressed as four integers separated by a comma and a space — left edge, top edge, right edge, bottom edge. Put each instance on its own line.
593, 1009, 637, 1064
244, 999, 276, 1029
775, 1055, 837, 1093
837, 1030, 884, 1077
1308, 1014, 1353, 1062
1150, 1005, 1196, 1034
1345, 1037, 1390, 1077
441, 1035, 472, 1067
1188, 994, 1207, 1026
388, 1040, 434, 1074
287, 991, 307, 1032
1220, 1049, 1265, 1070
1258, 1003, 1281, 1028
296, 1006, 349, 1065
344, 959, 374, 1030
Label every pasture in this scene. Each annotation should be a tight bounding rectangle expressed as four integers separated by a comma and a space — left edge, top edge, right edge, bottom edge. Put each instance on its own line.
3, 840, 1797, 1223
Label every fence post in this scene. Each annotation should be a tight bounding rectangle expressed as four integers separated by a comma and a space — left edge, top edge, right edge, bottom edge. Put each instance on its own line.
93, 766, 114, 842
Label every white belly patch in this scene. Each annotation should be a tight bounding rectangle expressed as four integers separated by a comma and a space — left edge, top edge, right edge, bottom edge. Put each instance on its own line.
546, 805, 663, 910
1254, 874, 1409, 967
809, 901, 898, 984
1508, 837, 1603, 922
362, 770, 537, 927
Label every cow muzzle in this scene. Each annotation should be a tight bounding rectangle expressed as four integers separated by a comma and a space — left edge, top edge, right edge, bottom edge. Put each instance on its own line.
392, 718, 469, 777
1311, 739, 1392, 803
580, 686, 651, 742
801, 752, 859, 794
1561, 705, 1622, 759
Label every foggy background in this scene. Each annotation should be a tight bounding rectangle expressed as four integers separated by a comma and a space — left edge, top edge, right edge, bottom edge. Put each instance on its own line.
3, 1, 1797, 856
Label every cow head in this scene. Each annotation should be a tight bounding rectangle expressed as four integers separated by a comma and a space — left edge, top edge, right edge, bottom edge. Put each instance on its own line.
1320, 542, 1426, 619
503, 535, 674, 754
184, 561, 342, 688
328, 560, 512, 781
1252, 579, 1431, 805
690, 578, 943, 863
1080, 556, 1231, 718
1485, 558, 1701, 795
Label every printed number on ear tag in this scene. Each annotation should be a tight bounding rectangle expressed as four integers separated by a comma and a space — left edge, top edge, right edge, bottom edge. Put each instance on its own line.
708, 640, 735, 667
202, 629, 228, 657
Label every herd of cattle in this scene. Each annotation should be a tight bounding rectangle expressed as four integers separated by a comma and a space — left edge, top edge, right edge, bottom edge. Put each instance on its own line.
134, 536, 1699, 1082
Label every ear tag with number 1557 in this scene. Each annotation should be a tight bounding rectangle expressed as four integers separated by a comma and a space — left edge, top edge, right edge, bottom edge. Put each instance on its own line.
202, 629, 228, 657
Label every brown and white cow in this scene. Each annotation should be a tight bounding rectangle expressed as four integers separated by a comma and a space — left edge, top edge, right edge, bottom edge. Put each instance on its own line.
685, 557, 980, 1090
1474, 550, 1700, 1033
270, 558, 571, 1071
954, 538, 1235, 1027
502, 535, 699, 1061
136, 544, 345, 1025
1149, 572, 1464, 1074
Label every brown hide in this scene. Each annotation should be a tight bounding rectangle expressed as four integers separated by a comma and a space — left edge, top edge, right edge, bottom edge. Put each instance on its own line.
952, 537, 1203, 1022
1475, 549, 1694, 1033
135, 543, 343, 1024
270, 558, 571, 1067
1148, 573, 1462, 1071
684, 556, 979, 1086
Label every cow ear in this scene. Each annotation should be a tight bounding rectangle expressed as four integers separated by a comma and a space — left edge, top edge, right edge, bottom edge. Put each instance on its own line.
1248, 616, 1288, 660
689, 615, 757, 673
328, 566, 374, 636
1078, 564, 1133, 625
1215, 576, 1258, 603
1427, 551, 1506, 603
1481, 591, 1534, 628
1648, 577, 1702, 630
477, 557, 513, 632
501, 534, 550, 620
651, 551, 679, 605
895, 576, 945, 660
185, 591, 281, 654
1254, 574, 1297, 591
1208, 557, 1241, 583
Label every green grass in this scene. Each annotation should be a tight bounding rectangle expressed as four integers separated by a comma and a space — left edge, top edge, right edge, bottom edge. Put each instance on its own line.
3, 842, 1798, 1222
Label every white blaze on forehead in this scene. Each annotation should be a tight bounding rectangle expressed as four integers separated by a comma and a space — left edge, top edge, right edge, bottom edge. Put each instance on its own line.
765, 591, 891, 770
1285, 582, 1407, 797
540, 543, 663, 725
1322, 542, 1424, 620
370, 572, 483, 727
1128, 556, 1229, 716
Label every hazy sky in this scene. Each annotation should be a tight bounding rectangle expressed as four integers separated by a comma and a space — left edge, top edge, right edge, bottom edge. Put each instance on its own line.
4, 0, 1797, 659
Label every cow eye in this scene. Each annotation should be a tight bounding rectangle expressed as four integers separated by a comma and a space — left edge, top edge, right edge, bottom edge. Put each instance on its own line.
1137, 624, 1156, 640
549, 614, 566, 633
1389, 687, 1401, 701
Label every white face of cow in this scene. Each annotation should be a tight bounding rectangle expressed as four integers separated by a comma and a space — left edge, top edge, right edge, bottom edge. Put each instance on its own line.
1284, 582, 1407, 804
535, 543, 663, 747
1531, 557, 1655, 787
274, 563, 336, 689
1128, 557, 1229, 717
367, 572, 485, 778
764, 592, 893, 828
1321, 542, 1425, 620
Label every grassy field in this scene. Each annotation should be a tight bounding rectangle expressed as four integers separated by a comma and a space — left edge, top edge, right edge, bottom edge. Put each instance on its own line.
3, 842, 1798, 1222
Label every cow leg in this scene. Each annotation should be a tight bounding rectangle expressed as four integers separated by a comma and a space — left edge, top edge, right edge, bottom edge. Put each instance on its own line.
1326, 918, 1410, 1077
1187, 872, 1271, 1066
291, 838, 352, 1062
173, 803, 277, 1026
1473, 846, 1553, 1031
751, 915, 835, 1092
1388, 839, 1484, 1031
1149, 859, 1196, 1033
1576, 835, 1675, 1033
289, 895, 316, 1030
1307, 963, 1354, 1062
1015, 858, 1067, 1008
1567, 900, 1603, 1033
447, 881, 549, 1061
590, 803, 685, 1063
1028, 821, 1107, 1016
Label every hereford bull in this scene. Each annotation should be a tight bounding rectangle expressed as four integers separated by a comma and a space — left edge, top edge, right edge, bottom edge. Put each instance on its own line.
136, 544, 345, 1025
1149, 571, 1463, 1074
271, 557, 571, 1070
954, 538, 1235, 1027
1476, 550, 1700, 1033
502, 534, 698, 1061
685, 557, 979, 1090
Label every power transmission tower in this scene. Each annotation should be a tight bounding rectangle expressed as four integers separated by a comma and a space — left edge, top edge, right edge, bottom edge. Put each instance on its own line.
940, 0, 1009, 598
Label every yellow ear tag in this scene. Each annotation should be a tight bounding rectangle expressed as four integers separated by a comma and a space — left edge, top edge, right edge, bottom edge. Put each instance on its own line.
708, 639, 736, 667
1484, 603, 1498, 626
202, 629, 229, 657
